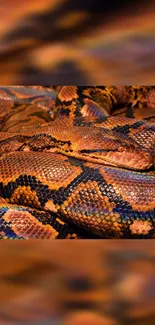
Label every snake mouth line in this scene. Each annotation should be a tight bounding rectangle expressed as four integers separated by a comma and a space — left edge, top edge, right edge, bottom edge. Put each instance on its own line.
79, 149, 154, 170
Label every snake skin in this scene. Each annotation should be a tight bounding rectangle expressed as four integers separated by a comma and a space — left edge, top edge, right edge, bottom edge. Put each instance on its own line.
0, 86, 155, 239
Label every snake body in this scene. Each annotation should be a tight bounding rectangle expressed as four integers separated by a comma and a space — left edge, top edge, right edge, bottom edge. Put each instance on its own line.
0, 86, 155, 239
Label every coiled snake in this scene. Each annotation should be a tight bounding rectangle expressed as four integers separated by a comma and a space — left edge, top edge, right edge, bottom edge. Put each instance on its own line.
0, 86, 155, 239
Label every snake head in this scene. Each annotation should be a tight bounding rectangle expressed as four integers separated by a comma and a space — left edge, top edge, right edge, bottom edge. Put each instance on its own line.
72, 127, 154, 170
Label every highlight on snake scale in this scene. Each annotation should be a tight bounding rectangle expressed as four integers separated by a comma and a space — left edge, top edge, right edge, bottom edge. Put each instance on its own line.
0, 86, 155, 239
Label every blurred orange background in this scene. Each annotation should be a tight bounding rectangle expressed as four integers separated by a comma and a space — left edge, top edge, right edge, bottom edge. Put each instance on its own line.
0, 0, 154, 84
0, 241, 155, 324
0, 2, 155, 324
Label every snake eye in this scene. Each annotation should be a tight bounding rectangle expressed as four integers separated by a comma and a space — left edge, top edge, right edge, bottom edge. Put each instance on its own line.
118, 147, 124, 152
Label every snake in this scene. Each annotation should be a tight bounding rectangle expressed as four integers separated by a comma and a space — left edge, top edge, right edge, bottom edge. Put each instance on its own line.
0, 86, 155, 239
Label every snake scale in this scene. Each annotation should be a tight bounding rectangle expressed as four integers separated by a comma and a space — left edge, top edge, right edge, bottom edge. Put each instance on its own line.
0, 86, 155, 239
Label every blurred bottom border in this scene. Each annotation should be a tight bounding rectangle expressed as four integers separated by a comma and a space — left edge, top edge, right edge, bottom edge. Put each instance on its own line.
0, 240, 154, 325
